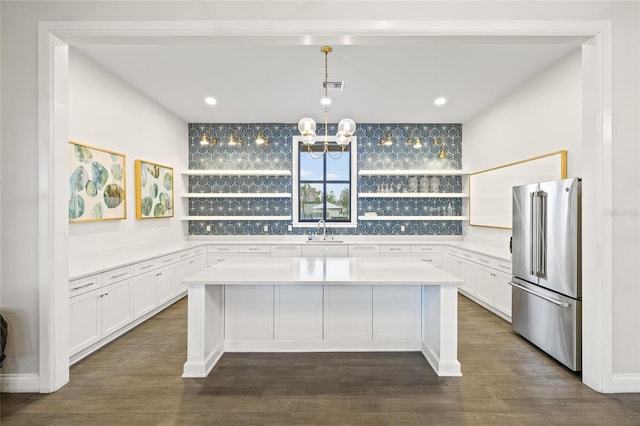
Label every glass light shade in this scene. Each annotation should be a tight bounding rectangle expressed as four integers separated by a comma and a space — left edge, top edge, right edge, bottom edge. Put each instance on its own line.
302, 132, 317, 146
413, 138, 423, 149
336, 131, 349, 146
337, 118, 356, 136
298, 118, 317, 136
200, 134, 209, 146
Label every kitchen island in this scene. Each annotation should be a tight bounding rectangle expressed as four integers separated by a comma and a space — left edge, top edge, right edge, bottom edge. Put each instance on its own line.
182, 256, 462, 378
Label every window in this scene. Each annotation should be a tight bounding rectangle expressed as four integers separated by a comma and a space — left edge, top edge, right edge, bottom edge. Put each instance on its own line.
292, 136, 357, 227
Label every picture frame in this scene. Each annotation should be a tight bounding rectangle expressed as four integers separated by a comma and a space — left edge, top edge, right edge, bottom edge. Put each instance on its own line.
68, 140, 127, 222
135, 159, 174, 219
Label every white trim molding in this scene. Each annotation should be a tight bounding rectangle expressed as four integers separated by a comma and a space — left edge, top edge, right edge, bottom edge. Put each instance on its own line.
0, 374, 41, 393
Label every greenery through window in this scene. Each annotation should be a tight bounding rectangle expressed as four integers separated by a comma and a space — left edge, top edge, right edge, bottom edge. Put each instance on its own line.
298, 142, 351, 222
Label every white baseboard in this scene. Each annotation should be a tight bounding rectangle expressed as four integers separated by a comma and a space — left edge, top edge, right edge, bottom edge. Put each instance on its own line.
609, 374, 640, 393
0, 374, 40, 393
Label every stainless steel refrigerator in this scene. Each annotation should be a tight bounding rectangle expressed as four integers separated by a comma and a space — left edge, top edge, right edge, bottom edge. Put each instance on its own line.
511, 177, 582, 371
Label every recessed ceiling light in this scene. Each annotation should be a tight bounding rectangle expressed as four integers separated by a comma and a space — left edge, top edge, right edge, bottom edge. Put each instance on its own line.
204, 97, 217, 106
434, 97, 447, 106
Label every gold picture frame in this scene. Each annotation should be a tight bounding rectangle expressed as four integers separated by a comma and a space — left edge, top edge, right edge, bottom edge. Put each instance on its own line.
135, 159, 174, 219
68, 140, 127, 222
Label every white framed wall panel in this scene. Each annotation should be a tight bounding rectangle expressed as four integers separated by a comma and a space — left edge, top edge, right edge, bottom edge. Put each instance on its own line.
274, 285, 323, 341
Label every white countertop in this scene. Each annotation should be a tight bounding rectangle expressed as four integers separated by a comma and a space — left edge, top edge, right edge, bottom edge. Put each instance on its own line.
184, 256, 462, 286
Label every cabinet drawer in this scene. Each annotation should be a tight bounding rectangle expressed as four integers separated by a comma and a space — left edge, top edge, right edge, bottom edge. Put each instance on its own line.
157, 253, 177, 267
348, 245, 380, 257
415, 253, 443, 267
237, 245, 270, 255
190, 246, 206, 257
270, 245, 302, 257
176, 250, 193, 261
133, 260, 157, 276
208, 245, 238, 253
411, 245, 442, 254
102, 266, 133, 285
379, 245, 410, 255
474, 254, 494, 268
69, 275, 102, 297
495, 261, 512, 274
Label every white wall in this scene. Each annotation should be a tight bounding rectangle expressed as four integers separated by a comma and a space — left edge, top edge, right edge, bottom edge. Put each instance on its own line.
68, 49, 188, 261
462, 49, 583, 247
0, 1, 638, 393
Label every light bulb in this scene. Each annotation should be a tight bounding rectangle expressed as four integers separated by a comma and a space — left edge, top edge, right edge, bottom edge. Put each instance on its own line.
338, 118, 356, 136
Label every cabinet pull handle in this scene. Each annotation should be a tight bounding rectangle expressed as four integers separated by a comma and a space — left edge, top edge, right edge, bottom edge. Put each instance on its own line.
100, 292, 109, 298
71, 282, 95, 290
479, 258, 489, 263
156, 272, 162, 277
110, 272, 128, 279
140, 264, 154, 270
189, 260, 195, 264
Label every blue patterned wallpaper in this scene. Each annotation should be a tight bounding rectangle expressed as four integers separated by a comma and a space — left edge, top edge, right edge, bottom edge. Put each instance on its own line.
187, 123, 463, 236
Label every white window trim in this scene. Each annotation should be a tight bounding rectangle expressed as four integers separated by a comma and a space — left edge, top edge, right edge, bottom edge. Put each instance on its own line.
292, 135, 358, 228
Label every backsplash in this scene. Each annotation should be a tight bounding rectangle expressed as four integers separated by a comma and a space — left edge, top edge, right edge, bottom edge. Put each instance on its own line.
187, 123, 463, 236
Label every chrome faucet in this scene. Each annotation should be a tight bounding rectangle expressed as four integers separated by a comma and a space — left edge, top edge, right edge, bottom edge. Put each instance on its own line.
318, 219, 327, 240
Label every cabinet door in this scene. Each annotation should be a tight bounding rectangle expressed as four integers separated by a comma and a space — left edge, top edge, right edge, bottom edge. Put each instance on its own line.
447, 255, 476, 295
373, 285, 421, 341
176, 253, 206, 294
475, 264, 495, 305
225, 285, 274, 340
274, 285, 323, 340
102, 279, 133, 337
493, 270, 513, 319
69, 290, 101, 356
156, 264, 176, 306
133, 271, 157, 319
323, 285, 373, 341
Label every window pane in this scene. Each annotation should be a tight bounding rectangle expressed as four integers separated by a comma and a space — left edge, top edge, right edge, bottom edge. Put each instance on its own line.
326, 149, 350, 182
299, 183, 324, 220
299, 145, 324, 181
326, 183, 350, 220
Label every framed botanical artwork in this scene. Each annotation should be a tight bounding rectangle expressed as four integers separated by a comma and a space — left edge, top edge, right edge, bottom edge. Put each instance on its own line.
135, 160, 174, 219
68, 140, 126, 222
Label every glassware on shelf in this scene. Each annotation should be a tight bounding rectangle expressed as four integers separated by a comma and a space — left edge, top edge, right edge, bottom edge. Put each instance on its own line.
408, 177, 418, 193
429, 176, 440, 193
418, 177, 429, 193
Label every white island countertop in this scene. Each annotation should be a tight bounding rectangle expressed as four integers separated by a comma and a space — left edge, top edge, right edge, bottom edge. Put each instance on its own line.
184, 256, 463, 286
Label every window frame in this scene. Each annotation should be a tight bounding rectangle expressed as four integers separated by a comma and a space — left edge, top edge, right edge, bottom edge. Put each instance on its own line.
292, 135, 358, 228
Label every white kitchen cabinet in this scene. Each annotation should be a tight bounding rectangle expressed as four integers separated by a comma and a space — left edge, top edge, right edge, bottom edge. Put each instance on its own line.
175, 250, 206, 294
207, 245, 238, 266
348, 244, 379, 257
101, 278, 133, 337
372, 285, 421, 341
156, 264, 177, 306
323, 285, 373, 341
446, 247, 512, 321
274, 285, 323, 340
69, 277, 133, 356
69, 287, 102, 355
411, 245, 443, 268
225, 285, 274, 340
132, 269, 157, 319
301, 244, 348, 257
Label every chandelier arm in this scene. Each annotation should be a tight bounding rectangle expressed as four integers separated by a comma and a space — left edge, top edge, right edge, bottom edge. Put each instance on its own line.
305, 144, 324, 160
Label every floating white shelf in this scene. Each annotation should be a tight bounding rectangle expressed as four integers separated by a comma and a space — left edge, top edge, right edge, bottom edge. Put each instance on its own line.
358, 192, 468, 198
182, 215, 292, 221
357, 215, 469, 221
358, 169, 467, 176
182, 169, 291, 176
182, 193, 292, 198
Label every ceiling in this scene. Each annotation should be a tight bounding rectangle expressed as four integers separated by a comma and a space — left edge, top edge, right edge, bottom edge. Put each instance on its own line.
74, 39, 581, 124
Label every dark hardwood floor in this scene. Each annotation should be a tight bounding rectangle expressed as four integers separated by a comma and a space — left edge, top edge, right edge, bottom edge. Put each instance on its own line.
2, 295, 639, 425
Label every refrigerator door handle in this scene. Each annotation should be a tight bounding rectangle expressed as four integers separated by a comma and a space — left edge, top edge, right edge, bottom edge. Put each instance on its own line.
530, 192, 537, 275
537, 190, 547, 278
509, 281, 570, 308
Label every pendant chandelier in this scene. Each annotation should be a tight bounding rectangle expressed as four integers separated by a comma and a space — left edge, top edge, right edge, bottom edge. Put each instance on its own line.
298, 46, 356, 159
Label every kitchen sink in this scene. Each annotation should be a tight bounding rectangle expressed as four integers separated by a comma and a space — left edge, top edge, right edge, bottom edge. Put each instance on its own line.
305, 239, 344, 244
